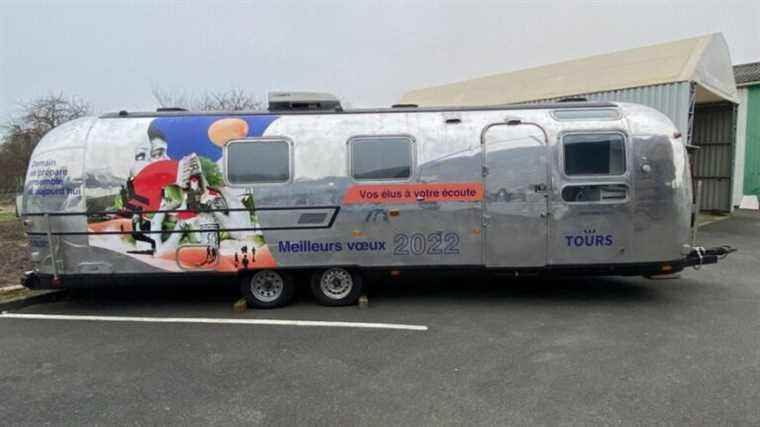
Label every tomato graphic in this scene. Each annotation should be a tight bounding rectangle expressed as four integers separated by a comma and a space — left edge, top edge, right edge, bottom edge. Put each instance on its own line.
130, 159, 179, 211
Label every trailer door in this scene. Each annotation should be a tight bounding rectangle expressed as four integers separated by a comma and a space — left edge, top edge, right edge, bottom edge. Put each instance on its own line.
482, 122, 549, 267
547, 131, 632, 266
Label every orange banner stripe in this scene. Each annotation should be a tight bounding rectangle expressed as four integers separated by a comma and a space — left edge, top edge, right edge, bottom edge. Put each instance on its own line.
343, 182, 484, 204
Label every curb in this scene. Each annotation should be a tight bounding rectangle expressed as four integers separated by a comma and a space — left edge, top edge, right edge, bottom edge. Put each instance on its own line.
0, 289, 67, 312
0, 285, 25, 294
696, 214, 731, 228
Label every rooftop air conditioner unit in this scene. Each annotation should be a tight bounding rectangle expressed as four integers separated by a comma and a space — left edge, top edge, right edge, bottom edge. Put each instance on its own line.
268, 91, 342, 112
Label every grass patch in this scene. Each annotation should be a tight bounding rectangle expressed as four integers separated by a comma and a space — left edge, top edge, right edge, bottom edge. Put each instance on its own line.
0, 287, 30, 302
0, 211, 16, 222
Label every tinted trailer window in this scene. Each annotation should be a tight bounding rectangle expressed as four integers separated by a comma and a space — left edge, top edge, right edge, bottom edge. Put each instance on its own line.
226, 139, 290, 184
350, 136, 413, 180
563, 133, 625, 176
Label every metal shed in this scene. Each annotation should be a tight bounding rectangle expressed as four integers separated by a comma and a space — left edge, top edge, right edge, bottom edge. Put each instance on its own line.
400, 34, 739, 211
733, 62, 760, 208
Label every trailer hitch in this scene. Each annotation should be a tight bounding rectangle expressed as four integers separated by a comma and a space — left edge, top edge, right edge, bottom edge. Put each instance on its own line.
685, 245, 736, 269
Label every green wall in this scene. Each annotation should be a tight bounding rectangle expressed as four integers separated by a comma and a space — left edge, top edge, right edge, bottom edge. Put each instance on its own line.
745, 85, 760, 197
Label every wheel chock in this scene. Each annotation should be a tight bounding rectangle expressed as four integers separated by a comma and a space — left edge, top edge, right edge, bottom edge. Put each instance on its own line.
358, 294, 369, 309
232, 297, 248, 313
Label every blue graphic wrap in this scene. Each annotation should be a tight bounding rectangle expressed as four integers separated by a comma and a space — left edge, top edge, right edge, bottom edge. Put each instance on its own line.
150, 115, 279, 161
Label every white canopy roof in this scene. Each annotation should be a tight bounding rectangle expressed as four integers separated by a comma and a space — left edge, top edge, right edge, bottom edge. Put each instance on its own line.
401, 33, 738, 106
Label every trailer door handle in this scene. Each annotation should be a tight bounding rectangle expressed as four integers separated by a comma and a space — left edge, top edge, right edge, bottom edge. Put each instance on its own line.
533, 183, 548, 192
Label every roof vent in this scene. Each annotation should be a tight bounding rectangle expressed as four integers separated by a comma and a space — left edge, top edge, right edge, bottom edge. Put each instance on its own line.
268, 91, 342, 112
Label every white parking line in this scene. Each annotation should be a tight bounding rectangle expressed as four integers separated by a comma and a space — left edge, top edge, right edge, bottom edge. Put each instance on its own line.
0, 312, 428, 331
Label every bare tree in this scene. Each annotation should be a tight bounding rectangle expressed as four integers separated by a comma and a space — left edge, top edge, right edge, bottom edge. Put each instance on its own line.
17, 93, 90, 133
0, 93, 90, 191
151, 87, 194, 111
152, 87, 264, 112
200, 89, 264, 111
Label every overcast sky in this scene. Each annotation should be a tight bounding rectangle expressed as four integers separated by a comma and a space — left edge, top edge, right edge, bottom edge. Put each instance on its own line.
1, 0, 759, 118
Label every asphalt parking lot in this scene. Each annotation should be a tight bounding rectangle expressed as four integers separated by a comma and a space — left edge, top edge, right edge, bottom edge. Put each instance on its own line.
1, 212, 759, 425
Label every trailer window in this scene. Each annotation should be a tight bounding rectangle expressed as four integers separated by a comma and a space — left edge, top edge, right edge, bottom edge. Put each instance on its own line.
562, 184, 628, 202
226, 139, 290, 184
551, 109, 621, 121
563, 133, 625, 176
350, 136, 412, 180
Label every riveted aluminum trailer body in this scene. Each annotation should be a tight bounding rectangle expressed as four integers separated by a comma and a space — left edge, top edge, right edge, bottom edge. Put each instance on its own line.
20, 102, 726, 289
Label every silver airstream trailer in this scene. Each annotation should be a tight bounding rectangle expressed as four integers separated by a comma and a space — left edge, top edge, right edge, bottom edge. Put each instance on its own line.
19, 97, 734, 307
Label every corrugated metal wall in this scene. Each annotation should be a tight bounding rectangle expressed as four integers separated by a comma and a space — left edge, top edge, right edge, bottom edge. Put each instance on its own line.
691, 103, 736, 211
527, 82, 694, 141
581, 82, 694, 141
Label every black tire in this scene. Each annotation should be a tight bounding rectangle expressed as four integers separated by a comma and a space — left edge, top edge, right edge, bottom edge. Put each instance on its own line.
310, 268, 363, 306
240, 269, 296, 309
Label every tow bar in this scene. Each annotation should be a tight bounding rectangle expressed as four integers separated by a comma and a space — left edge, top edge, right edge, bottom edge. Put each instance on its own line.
685, 245, 736, 269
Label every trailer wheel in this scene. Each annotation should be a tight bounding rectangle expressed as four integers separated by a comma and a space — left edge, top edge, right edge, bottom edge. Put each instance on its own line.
310, 268, 363, 306
241, 270, 295, 309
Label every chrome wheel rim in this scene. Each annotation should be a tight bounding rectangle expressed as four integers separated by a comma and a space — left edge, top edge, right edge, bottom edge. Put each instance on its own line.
250, 270, 284, 303
319, 268, 353, 300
